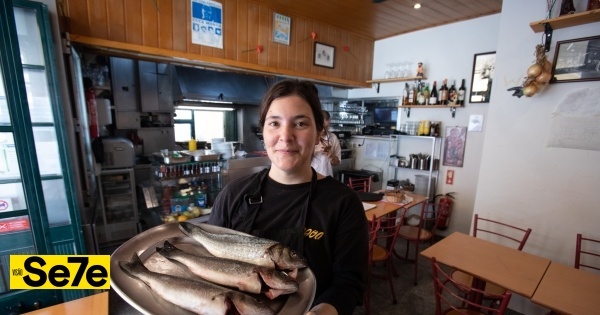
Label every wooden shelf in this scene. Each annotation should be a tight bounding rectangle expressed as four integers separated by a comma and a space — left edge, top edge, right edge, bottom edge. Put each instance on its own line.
530, 9, 600, 32
398, 105, 462, 109
367, 76, 427, 84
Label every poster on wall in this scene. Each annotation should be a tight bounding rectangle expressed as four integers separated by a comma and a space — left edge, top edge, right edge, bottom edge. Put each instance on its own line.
273, 13, 291, 45
443, 126, 467, 167
191, 0, 223, 49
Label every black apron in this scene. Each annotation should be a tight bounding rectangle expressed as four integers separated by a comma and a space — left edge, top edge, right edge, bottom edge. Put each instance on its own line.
240, 168, 317, 253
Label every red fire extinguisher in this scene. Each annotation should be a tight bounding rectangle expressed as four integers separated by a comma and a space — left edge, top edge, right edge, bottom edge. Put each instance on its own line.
84, 78, 99, 139
435, 193, 454, 230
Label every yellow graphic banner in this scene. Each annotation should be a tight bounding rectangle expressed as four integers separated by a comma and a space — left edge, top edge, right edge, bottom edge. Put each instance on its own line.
10, 255, 110, 289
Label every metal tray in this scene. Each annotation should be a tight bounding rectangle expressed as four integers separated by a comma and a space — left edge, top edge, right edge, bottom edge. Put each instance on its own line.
181, 149, 220, 162
110, 220, 316, 315
153, 152, 191, 164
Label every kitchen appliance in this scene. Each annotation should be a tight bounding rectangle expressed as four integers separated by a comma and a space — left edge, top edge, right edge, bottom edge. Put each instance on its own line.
332, 131, 353, 159
102, 137, 135, 169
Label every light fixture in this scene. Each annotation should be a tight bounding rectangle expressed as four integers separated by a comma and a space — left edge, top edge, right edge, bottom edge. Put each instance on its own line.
176, 105, 235, 111
180, 99, 233, 105
414, 3, 421, 9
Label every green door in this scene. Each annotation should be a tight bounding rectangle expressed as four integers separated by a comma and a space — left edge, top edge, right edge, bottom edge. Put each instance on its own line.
0, 0, 87, 312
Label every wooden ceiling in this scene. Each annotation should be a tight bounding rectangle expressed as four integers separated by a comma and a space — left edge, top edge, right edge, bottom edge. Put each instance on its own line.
253, 0, 503, 40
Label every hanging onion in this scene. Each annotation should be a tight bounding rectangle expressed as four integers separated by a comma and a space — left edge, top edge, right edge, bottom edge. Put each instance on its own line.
527, 64, 543, 78
535, 71, 552, 83
522, 84, 538, 97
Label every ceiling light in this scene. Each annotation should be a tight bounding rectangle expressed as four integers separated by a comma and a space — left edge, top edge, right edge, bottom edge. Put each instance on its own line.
176, 105, 235, 111
414, 3, 421, 9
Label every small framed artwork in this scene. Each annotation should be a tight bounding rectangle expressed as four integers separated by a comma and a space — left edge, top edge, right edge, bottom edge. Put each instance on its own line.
551, 35, 600, 83
443, 126, 467, 168
273, 13, 291, 45
314, 42, 335, 69
469, 52, 496, 103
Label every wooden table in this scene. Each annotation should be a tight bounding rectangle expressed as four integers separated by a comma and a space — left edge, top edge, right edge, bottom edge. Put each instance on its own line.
420, 232, 551, 298
364, 191, 428, 219
531, 262, 600, 315
23, 292, 108, 315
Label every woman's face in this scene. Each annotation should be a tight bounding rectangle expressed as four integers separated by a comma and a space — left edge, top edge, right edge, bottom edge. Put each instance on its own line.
263, 95, 319, 179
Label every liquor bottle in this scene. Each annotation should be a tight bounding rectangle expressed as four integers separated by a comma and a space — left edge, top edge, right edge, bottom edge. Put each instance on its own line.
448, 80, 457, 106
458, 79, 466, 106
429, 81, 438, 105
411, 84, 418, 105
439, 79, 449, 105
408, 83, 415, 105
402, 83, 409, 105
424, 84, 430, 105
416, 83, 426, 105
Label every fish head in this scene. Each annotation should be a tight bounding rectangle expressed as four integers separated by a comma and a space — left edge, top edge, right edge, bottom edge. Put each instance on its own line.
268, 244, 307, 269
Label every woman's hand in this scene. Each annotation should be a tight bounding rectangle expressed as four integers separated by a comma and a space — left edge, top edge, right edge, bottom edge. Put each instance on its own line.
306, 303, 338, 315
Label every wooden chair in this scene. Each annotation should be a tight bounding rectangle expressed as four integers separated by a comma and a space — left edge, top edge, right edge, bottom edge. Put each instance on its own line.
431, 257, 512, 315
451, 214, 532, 295
369, 209, 406, 305
348, 176, 372, 192
363, 214, 380, 315
395, 200, 442, 285
575, 233, 600, 272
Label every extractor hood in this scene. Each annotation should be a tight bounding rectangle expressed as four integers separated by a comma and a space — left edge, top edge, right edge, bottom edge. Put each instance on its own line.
174, 66, 270, 105
174, 66, 350, 105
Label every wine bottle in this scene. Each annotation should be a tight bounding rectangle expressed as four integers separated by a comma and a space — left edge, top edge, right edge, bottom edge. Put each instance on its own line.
402, 83, 409, 105
458, 79, 466, 106
448, 80, 457, 106
416, 83, 425, 105
424, 84, 430, 105
408, 83, 415, 105
439, 79, 449, 105
429, 81, 438, 105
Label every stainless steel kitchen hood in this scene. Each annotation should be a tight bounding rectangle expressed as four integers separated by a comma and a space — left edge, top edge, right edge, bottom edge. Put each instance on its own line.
174, 66, 270, 105
174, 66, 350, 105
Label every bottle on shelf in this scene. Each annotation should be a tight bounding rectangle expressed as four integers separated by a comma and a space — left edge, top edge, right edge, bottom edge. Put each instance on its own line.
448, 80, 457, 106
439, 79, 449, 105
408, 83, 415, 105
424, 84, 430, 105
402, 83, 409, 105
458, 79, 466, 106
429, 81, 438, 105
416, 83, 426, 105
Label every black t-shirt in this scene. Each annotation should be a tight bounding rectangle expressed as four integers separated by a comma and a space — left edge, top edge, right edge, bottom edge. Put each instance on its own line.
208, 169, 368, 315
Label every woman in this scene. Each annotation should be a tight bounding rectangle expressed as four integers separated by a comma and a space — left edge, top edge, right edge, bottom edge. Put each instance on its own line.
311, 110, 341, 177
208, 79, 368, 315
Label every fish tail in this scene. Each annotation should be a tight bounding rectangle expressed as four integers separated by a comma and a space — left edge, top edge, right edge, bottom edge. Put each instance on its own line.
118, 253, 148, 281
156, 240, 177, 256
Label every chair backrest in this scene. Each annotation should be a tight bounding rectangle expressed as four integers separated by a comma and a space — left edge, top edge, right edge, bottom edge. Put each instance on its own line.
367, 214, 381, 262
348, 177, 372, 192
473, 214, 532, 251
373, 209, 406, 259
575, 233, 600, 272
431, 257, 512, 315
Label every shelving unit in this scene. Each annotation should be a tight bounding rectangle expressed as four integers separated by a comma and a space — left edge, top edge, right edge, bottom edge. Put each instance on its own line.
367, 76, 427, 93
529, 9, 600, 32
96, 168, 139, 244
398, 104, 463, 118
389, 134, 442, 200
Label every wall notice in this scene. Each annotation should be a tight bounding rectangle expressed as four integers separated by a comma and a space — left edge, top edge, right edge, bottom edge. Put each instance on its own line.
191, 0, 223, 49
547, 87, 600, 151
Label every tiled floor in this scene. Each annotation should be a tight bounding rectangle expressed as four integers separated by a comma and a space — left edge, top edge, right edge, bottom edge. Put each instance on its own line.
104, 236, 525, 315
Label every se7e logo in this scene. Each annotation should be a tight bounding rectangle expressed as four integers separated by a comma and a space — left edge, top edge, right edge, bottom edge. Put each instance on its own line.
9, 255, 110, 289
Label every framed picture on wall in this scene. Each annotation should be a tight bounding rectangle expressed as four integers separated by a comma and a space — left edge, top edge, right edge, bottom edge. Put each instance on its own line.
273, 13, 291, 45
443, 126, 467, 167
551, 35, 600, 83
314, 42, 335, 68
469, 52, 496, 103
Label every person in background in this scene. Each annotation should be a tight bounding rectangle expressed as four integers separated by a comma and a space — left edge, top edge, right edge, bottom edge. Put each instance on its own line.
311, 110, 341, 177
208, 79, 368, 315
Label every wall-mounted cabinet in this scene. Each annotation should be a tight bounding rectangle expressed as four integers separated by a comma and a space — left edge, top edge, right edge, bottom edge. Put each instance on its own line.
110, 57, 139, 112
139, 61, 174, 113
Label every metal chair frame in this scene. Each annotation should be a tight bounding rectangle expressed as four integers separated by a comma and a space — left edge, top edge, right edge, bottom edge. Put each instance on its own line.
348, 176, 372, 192
575, 233, 600, 272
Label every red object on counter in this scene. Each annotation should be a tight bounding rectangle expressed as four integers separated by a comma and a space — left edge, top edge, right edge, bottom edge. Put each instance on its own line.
85, 86, 99, 139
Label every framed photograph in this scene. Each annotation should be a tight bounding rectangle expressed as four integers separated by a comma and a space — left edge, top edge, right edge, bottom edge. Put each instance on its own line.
469, 52, 495, 103
443, 126, 467, 168
273, 13, 291, 45
314, 42, 335, 69
551, 35, 600, 83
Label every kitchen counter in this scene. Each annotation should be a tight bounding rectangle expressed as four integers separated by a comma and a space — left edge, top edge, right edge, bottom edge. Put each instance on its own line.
24, 292, 109, 315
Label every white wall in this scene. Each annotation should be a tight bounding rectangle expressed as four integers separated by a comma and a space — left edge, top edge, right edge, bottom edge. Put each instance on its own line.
476, 1, 600, 313
352, 1, 600, 313
349, 14, 501, 236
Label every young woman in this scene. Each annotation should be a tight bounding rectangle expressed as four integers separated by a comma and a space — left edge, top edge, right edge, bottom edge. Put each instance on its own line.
208, 79, 368, 315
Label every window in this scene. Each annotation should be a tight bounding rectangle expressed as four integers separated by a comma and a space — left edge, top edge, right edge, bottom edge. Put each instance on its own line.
174, 108, 236, 143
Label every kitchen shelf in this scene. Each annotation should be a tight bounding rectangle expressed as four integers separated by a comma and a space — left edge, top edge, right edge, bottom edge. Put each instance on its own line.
529, 9, 600, 32
367, 76, 427, 94
398, 104, 463, 119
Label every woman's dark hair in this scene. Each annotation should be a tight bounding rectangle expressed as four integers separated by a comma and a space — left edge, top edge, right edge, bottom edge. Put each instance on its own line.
258, 79, 324, 134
